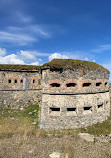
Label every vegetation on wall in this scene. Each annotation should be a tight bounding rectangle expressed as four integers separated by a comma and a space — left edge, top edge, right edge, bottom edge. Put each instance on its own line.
0, 59, 109, 73
42, 59, 110, 73
0, 64, 41, 71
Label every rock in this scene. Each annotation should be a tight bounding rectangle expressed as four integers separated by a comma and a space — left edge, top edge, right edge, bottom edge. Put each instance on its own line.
28, 112, 32, 115
49, 152, 61, 158
33, 109, 37, 112
78, 133, 95, 142
20, 107, 24, 111
65, 153, 68, 158
108, 133, 111, 137
29, 149, 34, 153
31, 122, 37, 125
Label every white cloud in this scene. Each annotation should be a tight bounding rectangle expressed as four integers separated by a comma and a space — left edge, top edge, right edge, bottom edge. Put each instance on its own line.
17, 13, 33, 23
0, 31, 35, 46
30, 61, 39, 65
49, 53, 69, 61
0, 48, 6, 56
92, 44, 111, 53
0, 54, 25, 65
84, 57, 89, 61
19, 50, 36, 61
0, 25, 51, 46
0, 48, 41, 65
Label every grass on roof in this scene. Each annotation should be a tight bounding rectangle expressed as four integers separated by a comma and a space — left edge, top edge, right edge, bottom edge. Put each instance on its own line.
42, 59, 109, 73
0, 64, 41, 71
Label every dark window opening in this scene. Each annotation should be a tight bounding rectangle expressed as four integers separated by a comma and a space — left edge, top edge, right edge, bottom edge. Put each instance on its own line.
106, 100, 108, 104
83, 83, 91, 87
33, 79, 35, 83
66, 83, 76, 87
8, 79, 11, 83
15, 79, 17, 83
98, 104, 103, 108
50, 107, 60, 111
96, 82, 102, 86
50, 83, 60, 87
84, 106, 92, 111
67, 107, 76, 111
20, 79, 23, 83
105, 82, 108, 86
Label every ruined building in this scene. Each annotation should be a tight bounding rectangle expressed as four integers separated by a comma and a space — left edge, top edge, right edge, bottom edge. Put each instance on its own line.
0, 59, 110, 130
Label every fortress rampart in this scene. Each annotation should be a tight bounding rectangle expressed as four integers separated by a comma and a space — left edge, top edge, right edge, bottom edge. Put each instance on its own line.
0, 65, 41, 108
40, 59, 110, 130
0, 59, 110, 129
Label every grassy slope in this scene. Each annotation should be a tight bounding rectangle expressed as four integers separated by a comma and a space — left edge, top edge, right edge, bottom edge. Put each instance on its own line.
0, 104, 40, 138
0, 103, 111, 138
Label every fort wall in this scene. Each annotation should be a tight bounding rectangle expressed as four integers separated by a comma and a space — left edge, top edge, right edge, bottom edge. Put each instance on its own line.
40, 60, 110, 129
0, 69, 41, 108
0, 59, 110, 130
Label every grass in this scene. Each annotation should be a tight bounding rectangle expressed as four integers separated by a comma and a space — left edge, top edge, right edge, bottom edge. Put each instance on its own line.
42, 59, 109, 73
0, 103, 111, 139
0, 64, 41, 71
0, 104, 40, 138
77, 115, 111, 136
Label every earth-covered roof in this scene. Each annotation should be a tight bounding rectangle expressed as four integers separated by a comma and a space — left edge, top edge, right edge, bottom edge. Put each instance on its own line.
42, 59, 110, 73
0, 64, 41, 71
0, 59, 109, 73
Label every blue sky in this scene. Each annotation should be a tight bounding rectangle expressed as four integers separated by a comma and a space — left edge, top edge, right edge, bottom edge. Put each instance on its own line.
0, 0, 111, 76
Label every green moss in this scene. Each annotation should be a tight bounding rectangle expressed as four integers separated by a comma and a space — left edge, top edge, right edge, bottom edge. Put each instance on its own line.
0, 64, 41, 71
42, 59, 109, 73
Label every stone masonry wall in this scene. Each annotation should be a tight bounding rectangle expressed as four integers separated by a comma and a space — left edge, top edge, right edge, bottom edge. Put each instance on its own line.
40, 68, 110, 130
0, 90, 41, 109
40, 92, 110, 130
0, 70, 42, 108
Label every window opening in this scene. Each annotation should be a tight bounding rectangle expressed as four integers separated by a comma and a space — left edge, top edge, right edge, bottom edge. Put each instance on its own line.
15, 79, 17, 83
50, 107, 60, 111
8, 79, 11, 83
83, 83, 91, 87
50, 83, 60, 87
20, 79, 23, 83
67, 107, 76, 111
96, 82, 102, 86
105, 82, 108, 86
84, 106, 92, 111
98, 103, 103, 108
33, 79, 35, 83
106, 100, 108, 104
66, 83, 76, 87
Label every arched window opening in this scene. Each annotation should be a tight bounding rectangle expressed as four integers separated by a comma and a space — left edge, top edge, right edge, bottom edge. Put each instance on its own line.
33, 79, 35, 83
20, 79, 23, 83
50, 83, 60, 87
106, 100, 108, 104
83, 83, 91, 87
15, 79, 17, 83
105, 82, 108, 86
8, 79, 11, 83
96, 82, 102, 87
66, 83, 76, 87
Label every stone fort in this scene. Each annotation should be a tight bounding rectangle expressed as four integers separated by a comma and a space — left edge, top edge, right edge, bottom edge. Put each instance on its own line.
0, 59, 110, 130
